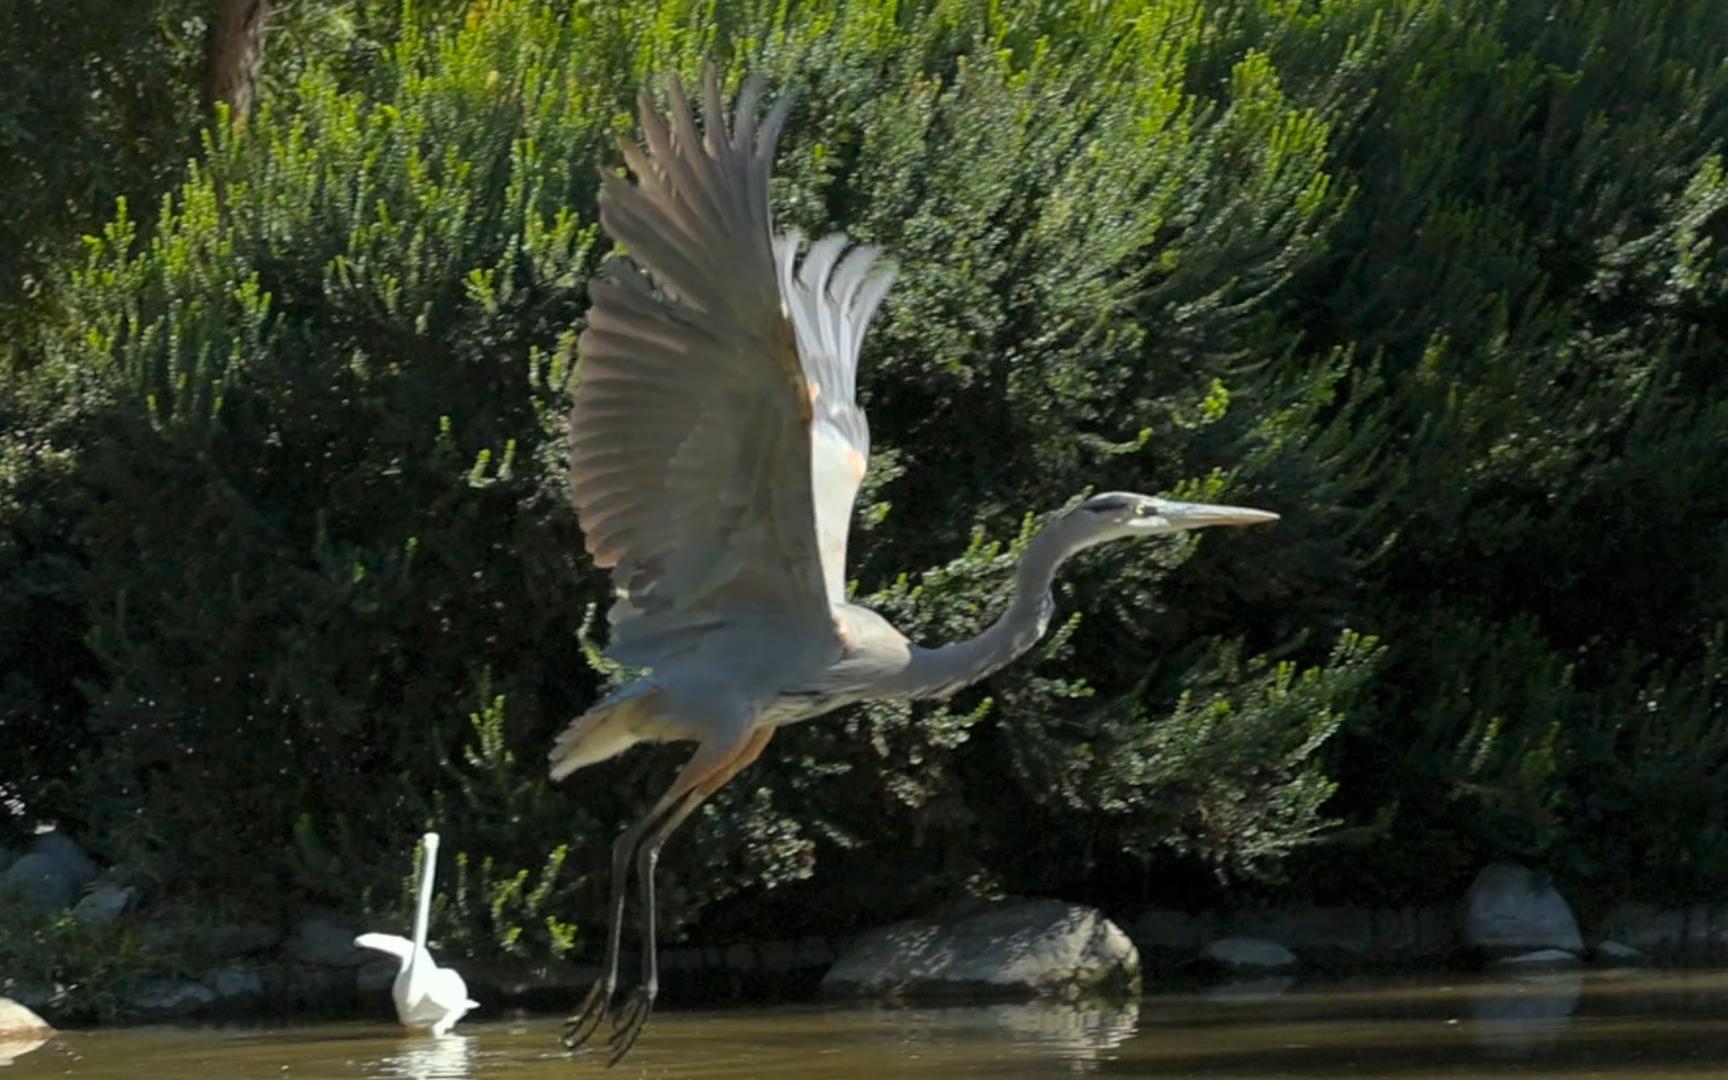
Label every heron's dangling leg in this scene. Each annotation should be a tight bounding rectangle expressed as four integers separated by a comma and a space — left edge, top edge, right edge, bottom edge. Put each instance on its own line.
606, 727, 776, 1066
561, 741, 734, 1052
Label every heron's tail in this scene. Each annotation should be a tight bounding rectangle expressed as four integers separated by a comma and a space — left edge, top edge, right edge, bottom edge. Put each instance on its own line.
549, 683, 662, 781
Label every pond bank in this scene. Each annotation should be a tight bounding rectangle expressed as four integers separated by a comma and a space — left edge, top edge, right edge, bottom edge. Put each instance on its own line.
5, 829, 1725, 1028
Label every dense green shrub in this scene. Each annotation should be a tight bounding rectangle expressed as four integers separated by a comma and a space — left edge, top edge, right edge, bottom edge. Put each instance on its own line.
1, 0, 1724, 968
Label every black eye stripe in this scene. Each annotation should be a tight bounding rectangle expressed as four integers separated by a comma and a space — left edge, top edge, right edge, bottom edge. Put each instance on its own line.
1086, 495, 1133, 513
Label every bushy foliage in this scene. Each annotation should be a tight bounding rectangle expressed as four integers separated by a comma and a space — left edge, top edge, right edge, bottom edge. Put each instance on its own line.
2, 0, 1725, 966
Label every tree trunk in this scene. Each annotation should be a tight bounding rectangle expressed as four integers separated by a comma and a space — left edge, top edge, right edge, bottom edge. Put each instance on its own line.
205, 0, 270, 126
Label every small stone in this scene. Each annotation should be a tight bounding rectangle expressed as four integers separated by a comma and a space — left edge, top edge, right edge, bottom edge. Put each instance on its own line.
204, 962, 266, 1001
72, 884, 137, 927
1202, 936, 1298, 971
1596, 940, 1643, 963
1491, 948, 1581, 969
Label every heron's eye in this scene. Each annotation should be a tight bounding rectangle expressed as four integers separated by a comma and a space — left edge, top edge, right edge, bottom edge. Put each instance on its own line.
1134, 505, 1155, 517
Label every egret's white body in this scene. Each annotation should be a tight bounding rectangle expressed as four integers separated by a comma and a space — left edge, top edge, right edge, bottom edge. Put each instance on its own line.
355, 832, 477, 1037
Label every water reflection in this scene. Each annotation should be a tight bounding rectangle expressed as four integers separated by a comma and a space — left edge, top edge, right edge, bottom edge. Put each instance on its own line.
373, 1034, 475, 1079
1467, 971, 1583, 1058
17, 973, 1728, 1079
966, 999, 1139, 1068
1204, 976, 1296, 1004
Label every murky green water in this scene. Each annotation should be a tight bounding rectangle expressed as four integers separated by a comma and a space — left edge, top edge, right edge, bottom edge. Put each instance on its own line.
11, 971, 1728, 1078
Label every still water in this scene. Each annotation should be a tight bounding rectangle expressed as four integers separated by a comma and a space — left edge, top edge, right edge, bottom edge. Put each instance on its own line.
10, 970, 1728, 1078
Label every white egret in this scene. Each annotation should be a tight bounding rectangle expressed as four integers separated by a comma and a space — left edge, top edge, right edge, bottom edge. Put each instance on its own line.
355, 831, 477, 1037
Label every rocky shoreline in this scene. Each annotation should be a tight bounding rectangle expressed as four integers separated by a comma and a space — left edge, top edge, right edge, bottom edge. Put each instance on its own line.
4, 829, 1721, 1028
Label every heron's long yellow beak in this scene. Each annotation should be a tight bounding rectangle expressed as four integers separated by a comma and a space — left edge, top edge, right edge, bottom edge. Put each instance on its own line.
1154, 500, 1280, 530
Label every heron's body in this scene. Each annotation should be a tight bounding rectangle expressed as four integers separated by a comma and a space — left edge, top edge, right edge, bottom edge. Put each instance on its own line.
551, 66, 1278, 1063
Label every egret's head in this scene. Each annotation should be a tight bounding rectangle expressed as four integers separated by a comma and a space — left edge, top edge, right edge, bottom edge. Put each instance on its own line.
1058, 491, 1278, 551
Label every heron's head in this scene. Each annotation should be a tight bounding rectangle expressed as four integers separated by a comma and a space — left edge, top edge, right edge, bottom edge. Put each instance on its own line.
1058, 491, 1279, 552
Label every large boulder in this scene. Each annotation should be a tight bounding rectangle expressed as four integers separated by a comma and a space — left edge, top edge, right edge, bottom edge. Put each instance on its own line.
0, 831, 98, 913
822, 899, 1141, 1002
0, 997, 53, 1066
1464, 864, 1583, 955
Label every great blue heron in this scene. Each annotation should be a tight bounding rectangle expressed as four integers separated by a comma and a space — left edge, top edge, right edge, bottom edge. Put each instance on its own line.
552, 66, 1278, 1063
354, 832, 478, 1037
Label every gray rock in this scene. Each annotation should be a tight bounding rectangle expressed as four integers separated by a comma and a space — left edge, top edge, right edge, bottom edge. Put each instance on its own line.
1595, 902, 1725, 958
1202, 936, 1298, 971
72, 883, 137, 927
127, 978, 217, 1016
0, 996, 52, 1036
285, 915, 366, 967
822, 898, 1141, 1002
203, 962, 266, 1001
0, 996, 53, 1067
0, 847, 14, 875
1595, 940, 1643, 963
1464, 864, 1583, 954
30, 831, 97, 883
0, 854, 81, 912
1490, 948, 1581, 969
0, 832, 100, 914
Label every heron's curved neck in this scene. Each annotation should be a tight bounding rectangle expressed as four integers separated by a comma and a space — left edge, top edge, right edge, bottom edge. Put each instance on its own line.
901, 525, 1071, 699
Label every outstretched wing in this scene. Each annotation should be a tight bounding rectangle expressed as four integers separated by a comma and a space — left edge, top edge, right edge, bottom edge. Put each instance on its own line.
775, 232, 895, 605
569, 67, 891, 666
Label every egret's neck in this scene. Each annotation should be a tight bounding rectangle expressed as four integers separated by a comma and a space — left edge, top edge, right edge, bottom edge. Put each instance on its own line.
899, 525, 1070, 699
407, 838, 437, 982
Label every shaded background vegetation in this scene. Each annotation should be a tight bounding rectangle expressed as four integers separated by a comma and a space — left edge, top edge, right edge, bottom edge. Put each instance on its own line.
2, 0, 1725, 964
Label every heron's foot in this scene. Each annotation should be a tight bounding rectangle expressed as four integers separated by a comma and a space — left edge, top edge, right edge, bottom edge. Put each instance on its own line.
560, 979, 613, 1051
605, 984, 656, 1066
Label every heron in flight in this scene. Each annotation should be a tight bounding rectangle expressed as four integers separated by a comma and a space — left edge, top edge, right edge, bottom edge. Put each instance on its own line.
552, 66, 1278, 1063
